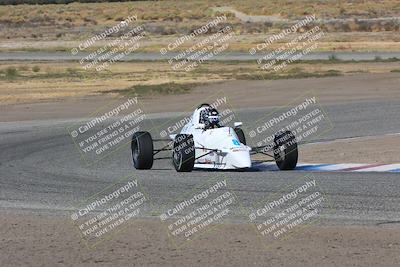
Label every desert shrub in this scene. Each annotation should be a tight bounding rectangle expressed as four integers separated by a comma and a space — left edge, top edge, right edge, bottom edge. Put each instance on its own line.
2, 67, 19, 79
66, 67, 83, 78
32, 66, 40, 72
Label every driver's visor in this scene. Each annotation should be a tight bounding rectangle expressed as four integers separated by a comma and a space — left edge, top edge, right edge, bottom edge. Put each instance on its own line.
208, 115, 220, 122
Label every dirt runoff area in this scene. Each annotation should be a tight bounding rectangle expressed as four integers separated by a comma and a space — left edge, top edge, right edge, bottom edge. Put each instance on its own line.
0, 213, 399, 267
301, 134, 400, 164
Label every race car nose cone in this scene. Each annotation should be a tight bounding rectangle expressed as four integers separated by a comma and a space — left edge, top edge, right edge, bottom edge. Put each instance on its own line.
230, 150, 251, 169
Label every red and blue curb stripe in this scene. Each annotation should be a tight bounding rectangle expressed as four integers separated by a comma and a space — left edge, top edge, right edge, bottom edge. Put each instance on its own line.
254, 162, 400, 172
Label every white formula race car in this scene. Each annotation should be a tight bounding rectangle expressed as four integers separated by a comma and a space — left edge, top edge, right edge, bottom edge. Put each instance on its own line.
131, 103, 298, 172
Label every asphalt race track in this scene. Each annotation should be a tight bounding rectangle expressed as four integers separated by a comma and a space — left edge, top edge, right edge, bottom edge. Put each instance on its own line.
1, 100, 400, 226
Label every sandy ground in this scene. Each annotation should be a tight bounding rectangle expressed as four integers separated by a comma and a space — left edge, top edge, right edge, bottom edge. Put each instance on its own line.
1, 61, 398, 105
1, 214, 399, 267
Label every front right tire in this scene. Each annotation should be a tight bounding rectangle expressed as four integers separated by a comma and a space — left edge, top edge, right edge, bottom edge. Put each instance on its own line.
131, 131, 154, 169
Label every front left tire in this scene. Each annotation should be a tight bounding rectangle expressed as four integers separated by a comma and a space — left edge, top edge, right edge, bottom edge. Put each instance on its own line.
273, 130, 298, 170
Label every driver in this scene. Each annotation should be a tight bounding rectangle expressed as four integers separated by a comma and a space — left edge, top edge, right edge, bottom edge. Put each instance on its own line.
201, 108, 221, 129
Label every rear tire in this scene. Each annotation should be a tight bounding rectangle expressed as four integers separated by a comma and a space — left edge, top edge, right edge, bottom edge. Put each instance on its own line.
172, 134, 195, 172
234, 128, 246, 145
131, 131, 154, 169
274, 131, 298, 170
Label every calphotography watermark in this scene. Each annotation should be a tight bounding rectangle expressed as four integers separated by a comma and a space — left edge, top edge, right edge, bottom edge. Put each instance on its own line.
247, 92, 333, 154
72, 15, 138, 54
160, 15, 227, 54
71, 15, 145, 71
248, 176, 329, 247
70, 177, 147, 248
81, 26, 145, 71
249, 15, 325, 72
160, 16, 234, 71
159, 178, 238, 248
67, 97, 148, 164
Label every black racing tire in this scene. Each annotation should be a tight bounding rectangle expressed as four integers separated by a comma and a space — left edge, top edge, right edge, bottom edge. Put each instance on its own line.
131, 131, 154, 170
172, 134, 195, 172
273, 130, 298, 170
234, 128, 246, 145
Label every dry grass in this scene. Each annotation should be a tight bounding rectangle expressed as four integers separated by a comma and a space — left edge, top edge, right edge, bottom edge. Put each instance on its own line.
1, 38, 399, 53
